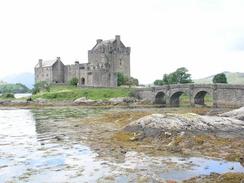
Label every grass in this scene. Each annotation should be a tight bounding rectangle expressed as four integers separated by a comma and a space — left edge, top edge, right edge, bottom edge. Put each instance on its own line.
179, 94, 213, 107
32, 85, 134, 101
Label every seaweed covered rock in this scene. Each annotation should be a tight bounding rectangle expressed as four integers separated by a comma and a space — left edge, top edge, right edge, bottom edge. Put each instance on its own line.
123, 113, 244, 138
73, 97, 96, 105
219, 107, 244, 121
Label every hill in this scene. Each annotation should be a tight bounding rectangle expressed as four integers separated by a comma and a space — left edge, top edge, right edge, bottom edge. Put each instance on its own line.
0, 83, 30, 94
194, 72, 244, 84
1, 72, 34, 89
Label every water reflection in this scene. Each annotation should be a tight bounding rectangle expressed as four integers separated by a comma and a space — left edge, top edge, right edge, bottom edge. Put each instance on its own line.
0, 108, 243, 183
0, 109, 109, 183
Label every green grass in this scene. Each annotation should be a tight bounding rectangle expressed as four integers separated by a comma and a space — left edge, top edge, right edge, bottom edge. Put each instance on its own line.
180, 94, 213, 107
32, 85, 134, 101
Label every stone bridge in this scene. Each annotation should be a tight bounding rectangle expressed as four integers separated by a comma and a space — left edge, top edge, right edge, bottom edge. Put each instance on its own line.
135, 84, 244, 108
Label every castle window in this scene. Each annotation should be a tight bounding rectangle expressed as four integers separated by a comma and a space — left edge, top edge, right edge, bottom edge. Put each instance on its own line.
88, 72, 92, 75
120, 59, 122, 66
80, 66, 85, 70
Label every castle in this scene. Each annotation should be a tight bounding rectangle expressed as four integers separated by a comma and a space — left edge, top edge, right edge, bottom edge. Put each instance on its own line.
35, 35, 130, 87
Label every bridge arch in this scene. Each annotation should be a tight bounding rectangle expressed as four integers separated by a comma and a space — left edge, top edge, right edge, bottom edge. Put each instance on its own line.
170, 91, 188, 107
154, 91, 166, 105
194, 90, 213, 106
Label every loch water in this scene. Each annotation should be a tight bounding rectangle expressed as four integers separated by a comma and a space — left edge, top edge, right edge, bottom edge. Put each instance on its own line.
0, 108, 243, 182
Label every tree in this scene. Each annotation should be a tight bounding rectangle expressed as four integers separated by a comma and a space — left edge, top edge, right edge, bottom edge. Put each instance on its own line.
117, 73, 125, 86
213, 73, 227, 84
154, 80, 163, 86
69, 77, 79, 86
172, 67, 193, 84
154, 67, 193, 85
117, 73, 139, 86
32, 81, 50, 94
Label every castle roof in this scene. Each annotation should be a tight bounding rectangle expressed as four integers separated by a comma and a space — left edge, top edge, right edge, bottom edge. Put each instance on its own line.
92, 39, 115, 50
91, 36, 126, 51
35, 59, 57, 68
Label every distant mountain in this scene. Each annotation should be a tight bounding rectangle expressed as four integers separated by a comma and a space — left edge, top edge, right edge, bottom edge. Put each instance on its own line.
194, 72, 244, 84
1, 72, 34, 88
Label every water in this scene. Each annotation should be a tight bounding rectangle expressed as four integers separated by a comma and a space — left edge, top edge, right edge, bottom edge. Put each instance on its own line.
0, 108, 243, 182
14, 93, 32, 99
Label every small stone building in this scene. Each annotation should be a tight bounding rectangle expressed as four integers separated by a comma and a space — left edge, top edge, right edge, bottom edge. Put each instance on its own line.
35, 35, 130, 87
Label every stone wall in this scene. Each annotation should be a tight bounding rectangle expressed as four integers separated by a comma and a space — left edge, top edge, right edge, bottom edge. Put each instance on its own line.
35, 66, 53, 84
52, 60, 65, 83
111, 48, 130, 77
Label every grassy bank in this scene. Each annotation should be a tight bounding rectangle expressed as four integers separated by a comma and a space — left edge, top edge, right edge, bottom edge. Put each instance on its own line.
32, 85, 134, 101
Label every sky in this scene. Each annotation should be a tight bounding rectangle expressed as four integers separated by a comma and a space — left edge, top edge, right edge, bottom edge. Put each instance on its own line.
0, 0, 244, 84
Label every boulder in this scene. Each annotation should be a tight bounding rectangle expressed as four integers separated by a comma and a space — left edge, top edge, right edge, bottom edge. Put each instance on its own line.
219, 107, 244, 121
108, 97, 125, 104
108, 97, 137, 104
73, 97, 96, 105
123, 113, 244, 138
34, 98, 48, 104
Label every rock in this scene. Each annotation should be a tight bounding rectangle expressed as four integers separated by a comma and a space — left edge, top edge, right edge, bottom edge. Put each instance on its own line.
0, 100, 11, 105
10, 100, 28, 105
73, 97, 96, 105
165, 131, 172, 138
55, 136, 63, 141
123, 97, 137, 103
108, 97, 137, 105
120, 149, 127, 154
240, 157, 244, 167
123, 113, 244, 138
0, 100, 28, 105
219, 107, 244, 121
108, 97, 125, 104
34, 98, 48, 104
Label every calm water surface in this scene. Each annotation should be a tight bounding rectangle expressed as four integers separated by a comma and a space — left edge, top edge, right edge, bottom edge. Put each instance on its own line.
0, 108, 243, 183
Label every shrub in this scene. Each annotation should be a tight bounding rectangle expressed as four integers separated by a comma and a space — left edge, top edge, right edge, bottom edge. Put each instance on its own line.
2, 93, 15, 98
213, 73, 228, 84
33, 81, 50, 94
69, 77, 79, 86
117, 73, 139, 86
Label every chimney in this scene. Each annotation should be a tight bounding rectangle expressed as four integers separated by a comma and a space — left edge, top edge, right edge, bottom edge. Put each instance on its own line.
115, 35, 120, 41
96, 39, 103, 44
75, 61, 79, 65
38, 59, 43, 67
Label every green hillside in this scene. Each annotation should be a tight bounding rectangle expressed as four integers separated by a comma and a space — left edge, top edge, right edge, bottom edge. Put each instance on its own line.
194, 72, 244, 84
0, 83, 30, 93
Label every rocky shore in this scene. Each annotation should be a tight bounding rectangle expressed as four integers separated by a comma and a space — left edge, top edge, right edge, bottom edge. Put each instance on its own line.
123, 113, 244, 138
117, 108, 244, 167
0, 97, 141, 107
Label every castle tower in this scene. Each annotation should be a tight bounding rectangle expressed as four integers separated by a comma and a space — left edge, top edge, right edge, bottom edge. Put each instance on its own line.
88, 35, 131, 78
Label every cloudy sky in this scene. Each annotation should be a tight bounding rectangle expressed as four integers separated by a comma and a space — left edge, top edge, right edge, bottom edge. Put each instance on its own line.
0, 0, 244, 84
